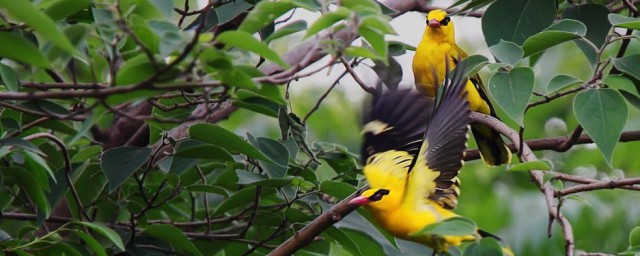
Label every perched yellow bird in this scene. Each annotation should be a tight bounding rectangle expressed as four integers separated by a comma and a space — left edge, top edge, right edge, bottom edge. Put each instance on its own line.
351, 65, 479, 253
412, 9, 511, 166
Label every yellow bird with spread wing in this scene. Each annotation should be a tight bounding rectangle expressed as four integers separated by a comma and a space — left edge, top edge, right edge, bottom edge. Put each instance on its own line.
413, 9, 511, 166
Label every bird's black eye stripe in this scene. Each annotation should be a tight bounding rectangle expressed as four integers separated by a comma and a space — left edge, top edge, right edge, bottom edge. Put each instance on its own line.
368, 189, 390, 201
440, 17, 451, 26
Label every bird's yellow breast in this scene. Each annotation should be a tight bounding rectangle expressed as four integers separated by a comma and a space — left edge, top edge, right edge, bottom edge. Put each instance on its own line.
412, 41, 453, 97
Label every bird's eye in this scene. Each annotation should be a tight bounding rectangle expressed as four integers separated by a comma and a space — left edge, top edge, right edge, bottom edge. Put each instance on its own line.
440, 17, 451, 26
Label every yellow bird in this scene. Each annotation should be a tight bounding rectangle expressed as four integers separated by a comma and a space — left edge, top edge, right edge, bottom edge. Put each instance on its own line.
412, 9, 511, 166
350, 65, 489, 253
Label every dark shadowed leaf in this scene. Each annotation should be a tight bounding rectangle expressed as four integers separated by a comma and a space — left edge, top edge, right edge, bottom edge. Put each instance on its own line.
0, 63, 19, 91
0, 32, 50, 68
188, 124, 273, 163
0, 137, 44, 155
620, 90, 640, 111
325, 226, 363, 256
75, 222, 125, 251
488, 67, 534, 126
174, 145, 234, 162
71, 230, 107, 256
1, 167, 51, 220
482, 0, 556, 46
143, 224, 203, 256
212, 186, 257, 215
373, 56, 402, 90
100, 146, 152, 192
562, 4, 610, 47
573, 89, 628, 166
489, 40, 523, 65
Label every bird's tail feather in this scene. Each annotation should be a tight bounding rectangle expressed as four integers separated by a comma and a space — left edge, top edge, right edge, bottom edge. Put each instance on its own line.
471, 124, 511, 166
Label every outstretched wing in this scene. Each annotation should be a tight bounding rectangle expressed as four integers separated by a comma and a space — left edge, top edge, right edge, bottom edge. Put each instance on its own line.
406, 62, 471, 210
361, 89, 435, 163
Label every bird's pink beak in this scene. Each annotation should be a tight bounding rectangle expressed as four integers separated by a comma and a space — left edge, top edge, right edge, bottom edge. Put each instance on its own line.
428, 19, 441, 28
348, 196, 370, 205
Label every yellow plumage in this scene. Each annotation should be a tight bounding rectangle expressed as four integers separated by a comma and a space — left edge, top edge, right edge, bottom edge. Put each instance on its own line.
352, 66, 476, 253
412, 9, 512, 167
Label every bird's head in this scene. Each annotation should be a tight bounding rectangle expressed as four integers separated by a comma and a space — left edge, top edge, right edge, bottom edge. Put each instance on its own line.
426, 9, 452, 30
349, 188, 390, 206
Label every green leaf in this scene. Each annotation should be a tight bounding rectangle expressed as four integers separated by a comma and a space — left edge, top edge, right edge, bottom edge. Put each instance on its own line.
0, 0, 79, 55
0, 63, 19, 91
212, 186, 257, 215
562, 4, 611, 66
507, 160, 552, 172
115, 54, 156, 85
249, 136, 289, 178
453, 54, 489, 78
174, 145, 234, 162
546, 74, 582, 94
71, 230, 107, 256
521, 19, 586, 57
489, 40, 523, 65
463, 238, 504, 256
266, 20, 307, 42
413, 217, 477, 237
563, 4, 610, 47
0, 32, 51, 68
304, 7, 351, 38
1, 167, 51, 219
39, 0, 92, 21
344, 46, 381, 60
143, 224, 203, 256
372, 56, 402, 90
565, 194, 592, 207
573, 89, 628, 166
605, 74, 637, 92
360, 15, 395, 34
609, 13, 640, 30
324, 227, 363, 256
216, 30, 288, 68
215, 0, 252, 25
71, 145, 103, 163
188, 124, 273, 163
630, 226, 640, 247
0, 137, 44, 155
100, 146, 152, 192
620, 90, 640, 111
488, 67, 534, 126
238, 1, 295, 33
359, 26, 387, 58
319, 180, 356, 200
482, 0, 556, 46
75, 222, 125, 251
613, 54, 640, 81
186, 185, 229, 197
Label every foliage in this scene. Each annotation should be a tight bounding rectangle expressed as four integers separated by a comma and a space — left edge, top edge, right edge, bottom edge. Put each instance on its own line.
0, 0, 639, 255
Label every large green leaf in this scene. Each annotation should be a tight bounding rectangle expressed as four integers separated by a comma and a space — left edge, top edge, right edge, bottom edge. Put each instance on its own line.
212, 186, 257, 215
71, 230, 107, 256
265, 20, 307, 43
188, 124, 273, 163
319, 180, 356, 200
613, 54, 640, 81
545, 74, 582, 94
39, 0, 92, 21
489, 40, 523, 65
507, 160, 552, 172
521, 19, 586, 57
453, 55, 489, 79
0, 0, 78, 55
0, 63, 19, 91
216, 30, 288, 68
324, 227, 363, 256
100, 146, 152, 192
630, 226, 640, 247
238, 1, 295, 33
143, 224, 203, 256
488, 67, 534, 126
0, 32, 50, 68
482, 0, 556, 46
248, 136, 289, 178
609, 14, 640, 30
304, 7, 351, 38
75, 222, 125, 251
573, 89, 628, 166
